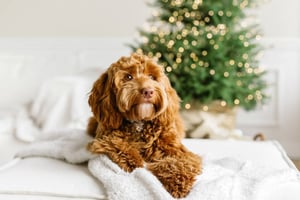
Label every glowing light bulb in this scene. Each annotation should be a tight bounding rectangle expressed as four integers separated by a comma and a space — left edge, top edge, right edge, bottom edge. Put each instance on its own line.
185, 103, 191, 109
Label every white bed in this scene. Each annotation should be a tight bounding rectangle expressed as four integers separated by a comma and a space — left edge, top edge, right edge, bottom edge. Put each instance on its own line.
0, 38, 299, 200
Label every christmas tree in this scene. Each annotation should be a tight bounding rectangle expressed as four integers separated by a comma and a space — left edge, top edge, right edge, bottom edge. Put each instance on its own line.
130, 0, 267, 111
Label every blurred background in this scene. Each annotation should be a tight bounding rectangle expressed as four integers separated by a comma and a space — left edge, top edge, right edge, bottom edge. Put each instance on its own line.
0, 0, 299, 158
0, 0, 299, 38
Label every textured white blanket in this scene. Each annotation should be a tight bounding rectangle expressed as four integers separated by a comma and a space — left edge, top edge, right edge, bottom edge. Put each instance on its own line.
15, 129, 300, 200
13, 74, 97, 143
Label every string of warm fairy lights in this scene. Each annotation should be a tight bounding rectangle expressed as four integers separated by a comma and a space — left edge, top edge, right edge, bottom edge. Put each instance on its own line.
133, 0, 267, 111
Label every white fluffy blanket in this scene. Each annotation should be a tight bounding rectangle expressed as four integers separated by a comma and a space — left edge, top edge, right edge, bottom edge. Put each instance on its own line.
11, 71, 99, 142
15, 129, 300, 200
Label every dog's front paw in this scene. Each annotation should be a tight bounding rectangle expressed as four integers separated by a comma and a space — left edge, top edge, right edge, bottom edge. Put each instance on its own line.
87, 140, 106, 153
110, 149, 144, 173
87, 139, 144, 172
121, 157, 144, 173
147, 157, 200, 198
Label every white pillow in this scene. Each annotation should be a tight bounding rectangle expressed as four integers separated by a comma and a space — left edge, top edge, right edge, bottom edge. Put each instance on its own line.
29, 71, 98, 131
15, 68, 103, 142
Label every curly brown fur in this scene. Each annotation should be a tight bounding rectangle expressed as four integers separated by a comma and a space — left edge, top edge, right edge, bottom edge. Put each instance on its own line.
87, 53, 202, 198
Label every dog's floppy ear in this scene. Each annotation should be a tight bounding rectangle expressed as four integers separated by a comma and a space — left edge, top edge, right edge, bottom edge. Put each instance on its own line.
158, 74, 185, 137
88, 68, 123, 130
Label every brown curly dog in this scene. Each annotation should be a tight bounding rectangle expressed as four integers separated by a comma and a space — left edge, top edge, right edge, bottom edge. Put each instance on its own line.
87, 53, 202, 198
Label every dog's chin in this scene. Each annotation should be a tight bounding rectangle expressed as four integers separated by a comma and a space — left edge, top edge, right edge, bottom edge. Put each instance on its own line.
126, 103, 156, 121
138, 103, 155, 120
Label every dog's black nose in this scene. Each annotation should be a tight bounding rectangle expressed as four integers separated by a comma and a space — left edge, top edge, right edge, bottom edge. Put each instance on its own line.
142, 88, 154, 99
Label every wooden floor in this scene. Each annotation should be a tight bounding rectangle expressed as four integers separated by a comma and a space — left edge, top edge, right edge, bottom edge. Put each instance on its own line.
292, 159, 300, 171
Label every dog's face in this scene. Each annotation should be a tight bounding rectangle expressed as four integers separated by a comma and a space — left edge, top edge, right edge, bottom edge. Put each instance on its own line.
113, 55, 168, 121
89, 53, 180, 129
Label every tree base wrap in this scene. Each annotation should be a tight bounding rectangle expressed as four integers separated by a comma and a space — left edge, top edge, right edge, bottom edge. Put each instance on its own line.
181, 102, 241, 139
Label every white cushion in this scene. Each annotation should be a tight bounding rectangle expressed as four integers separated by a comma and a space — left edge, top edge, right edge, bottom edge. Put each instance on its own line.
183, 139, 297, 170
0, 157, 106, 199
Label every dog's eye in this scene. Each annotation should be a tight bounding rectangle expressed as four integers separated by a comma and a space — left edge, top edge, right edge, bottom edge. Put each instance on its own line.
149, 74, 156, 80
125, 74, 133, 81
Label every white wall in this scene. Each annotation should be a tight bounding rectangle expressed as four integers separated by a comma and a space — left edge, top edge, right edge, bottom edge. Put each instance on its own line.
257, 0, 300, 38
0, 0, 299, 38
0, 0, 151, 37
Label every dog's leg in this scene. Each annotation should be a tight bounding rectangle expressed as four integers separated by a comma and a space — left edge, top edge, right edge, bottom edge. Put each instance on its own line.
87, 137, 144, 172
146, 146, 201, 198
